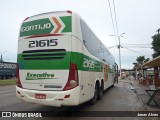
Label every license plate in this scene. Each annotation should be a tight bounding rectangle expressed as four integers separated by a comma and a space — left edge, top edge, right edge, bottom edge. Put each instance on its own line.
35, 94, 46, 99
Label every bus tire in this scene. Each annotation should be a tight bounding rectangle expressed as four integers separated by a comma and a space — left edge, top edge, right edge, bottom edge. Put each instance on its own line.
97, 81, 103, 100
88, 84, 98, 105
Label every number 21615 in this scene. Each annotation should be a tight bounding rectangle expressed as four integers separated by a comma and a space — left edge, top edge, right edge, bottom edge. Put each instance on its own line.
29, 39, 58, 48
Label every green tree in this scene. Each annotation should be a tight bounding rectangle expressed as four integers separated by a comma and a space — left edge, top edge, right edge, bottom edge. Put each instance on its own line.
133, 56, 150, 68
136, 56, 145, 65
151, 34, 160, 58
133, 56, 150, 79
144, 58, 150, 63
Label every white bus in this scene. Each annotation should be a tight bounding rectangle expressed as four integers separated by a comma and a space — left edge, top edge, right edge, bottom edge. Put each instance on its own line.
16, 10, 118, 107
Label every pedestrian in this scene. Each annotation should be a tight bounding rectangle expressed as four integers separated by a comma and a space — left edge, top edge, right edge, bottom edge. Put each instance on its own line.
132, 72, 136, 80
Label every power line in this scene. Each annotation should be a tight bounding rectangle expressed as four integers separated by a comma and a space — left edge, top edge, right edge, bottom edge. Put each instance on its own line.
109, 0, 123, 78
124, 46, 151, 48
123, 46, 153, 56
122, 43, 152, 46
112, 0, 119, 36
107, 0, 117, 43
121, 43, 152, 48
107, 44, 153, 55
107, 43, 152, 49
107, 45, 118, 49
121, 46, 139, 55
122, 45, 151, 48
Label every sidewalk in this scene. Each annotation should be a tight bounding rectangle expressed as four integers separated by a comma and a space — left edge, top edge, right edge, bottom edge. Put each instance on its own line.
120, 77, 160, 111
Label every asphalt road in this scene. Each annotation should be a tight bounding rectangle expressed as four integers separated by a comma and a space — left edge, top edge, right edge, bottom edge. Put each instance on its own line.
0, 80, 151, 120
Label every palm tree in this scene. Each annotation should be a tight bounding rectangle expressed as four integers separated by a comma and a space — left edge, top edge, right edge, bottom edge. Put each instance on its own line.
136, 56, 145, 64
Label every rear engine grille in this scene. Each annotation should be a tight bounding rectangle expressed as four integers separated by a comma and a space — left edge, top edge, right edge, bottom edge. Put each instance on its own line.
22, 49, 66, 60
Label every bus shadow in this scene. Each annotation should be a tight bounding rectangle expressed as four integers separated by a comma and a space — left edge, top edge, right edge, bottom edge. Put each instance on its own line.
33, 85, 120, 117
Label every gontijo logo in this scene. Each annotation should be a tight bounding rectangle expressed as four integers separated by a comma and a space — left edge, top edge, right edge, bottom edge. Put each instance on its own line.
26, 72, 55, 80
20, 16, 72, 37
21, 22, 52, 32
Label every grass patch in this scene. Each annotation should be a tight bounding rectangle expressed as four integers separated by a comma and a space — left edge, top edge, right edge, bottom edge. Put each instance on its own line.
0, 78, 16, 86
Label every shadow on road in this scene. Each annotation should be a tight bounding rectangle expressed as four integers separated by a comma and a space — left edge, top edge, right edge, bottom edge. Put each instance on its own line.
27, 85, 118, 117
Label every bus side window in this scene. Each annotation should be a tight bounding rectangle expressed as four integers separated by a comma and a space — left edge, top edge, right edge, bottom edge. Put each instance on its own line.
80, 20, 91, 52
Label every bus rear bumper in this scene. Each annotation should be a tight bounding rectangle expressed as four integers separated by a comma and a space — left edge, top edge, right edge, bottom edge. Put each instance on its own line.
16, 86, 80, 107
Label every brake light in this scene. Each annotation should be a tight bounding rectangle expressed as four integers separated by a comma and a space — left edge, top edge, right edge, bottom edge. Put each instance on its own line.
67, 10, 72, 14
63, 63, 78, 91
16, 64, 23, 88
23, 17, 29, 21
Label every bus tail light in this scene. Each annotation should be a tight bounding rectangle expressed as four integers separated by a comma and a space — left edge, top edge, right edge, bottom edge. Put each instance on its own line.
67, 10, 72, 14
23, 17, 29, 21
16, 64, 23, 88
63, 63, 78, 91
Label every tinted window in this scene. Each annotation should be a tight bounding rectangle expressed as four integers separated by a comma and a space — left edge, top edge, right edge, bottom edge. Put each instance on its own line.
80, 20, 115, 65
80, 21, 92, 52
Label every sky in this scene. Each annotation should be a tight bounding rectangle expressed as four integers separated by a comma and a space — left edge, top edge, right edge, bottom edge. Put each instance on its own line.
0, 0, 160, 69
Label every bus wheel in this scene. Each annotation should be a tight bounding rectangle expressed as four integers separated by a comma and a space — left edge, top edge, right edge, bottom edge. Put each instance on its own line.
89, 84, 98, 105
97, 82, 103, 100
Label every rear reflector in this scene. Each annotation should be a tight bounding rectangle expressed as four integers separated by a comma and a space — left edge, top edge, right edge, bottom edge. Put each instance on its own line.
64, 95, 70, 98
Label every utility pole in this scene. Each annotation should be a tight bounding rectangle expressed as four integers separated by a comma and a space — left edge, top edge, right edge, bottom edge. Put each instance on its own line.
110, 33, 125, 79
118, 36, 122, 79
118, 33, 125, 79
